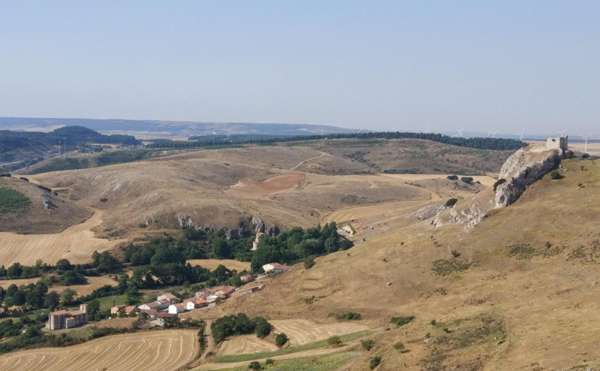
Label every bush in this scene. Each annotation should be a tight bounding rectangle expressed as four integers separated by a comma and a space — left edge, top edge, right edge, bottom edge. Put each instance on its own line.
303, 256, 315, 269
390, 316, 415, 328
265, 359, 274, 366
248, 361, 262, 370
335, 312, 362, 321
460, 176, 474, 185
369, 356, 382, 369
327, 336, 343, 347
550, 170, 563, 180
447, 175, 458, 181
444, 198, 458, 208
361, 339, 375, 351
275, 333, 288, 347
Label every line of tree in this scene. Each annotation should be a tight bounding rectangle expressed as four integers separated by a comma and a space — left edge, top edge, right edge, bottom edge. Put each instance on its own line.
147, 131, 525, 151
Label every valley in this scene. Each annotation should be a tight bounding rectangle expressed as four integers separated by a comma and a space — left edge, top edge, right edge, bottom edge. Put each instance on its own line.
0, 132, 596, 370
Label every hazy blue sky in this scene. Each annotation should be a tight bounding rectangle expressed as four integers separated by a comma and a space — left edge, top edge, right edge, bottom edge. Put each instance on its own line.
1, 1, 599, 135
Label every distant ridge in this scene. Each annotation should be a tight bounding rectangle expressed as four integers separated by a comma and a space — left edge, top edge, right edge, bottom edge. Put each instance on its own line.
0, 117, 357, 139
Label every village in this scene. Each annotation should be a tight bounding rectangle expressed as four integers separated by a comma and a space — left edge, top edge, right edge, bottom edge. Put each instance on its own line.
46, 263, 289, 330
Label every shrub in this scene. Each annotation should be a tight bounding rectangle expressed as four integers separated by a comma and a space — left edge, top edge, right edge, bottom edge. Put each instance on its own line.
248, 361, 262, 370
361, 339, 375, 351
460, 176, 474, 184
393, 341, 406, 351
431, 259, 471, 275
390, 316, 415, 328
275, 333, 288, 347
335, 311, 362, 321
447, 175, 458, 181
369, 355, 382, 369
550, 170, 563, 180
265, 359, 274, 366
493, 178, 506, 191
327, 335, 343, 347
444, 198, 458, 208
303, 256, 315, 269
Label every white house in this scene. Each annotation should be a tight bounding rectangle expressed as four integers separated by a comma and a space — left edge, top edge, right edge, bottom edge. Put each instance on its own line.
262, 263, 289, 274
168, 303, 186, 315
183, 299, 196, 311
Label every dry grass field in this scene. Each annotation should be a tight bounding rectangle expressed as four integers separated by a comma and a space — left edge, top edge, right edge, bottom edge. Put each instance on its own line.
0, 330, 199, 371
217, 335, 278, 356
0, 275, 118, 296
0, 209, 125, 266
187, 259, 251, 272
200, 158, 600, 370
0, 177, 91, 234
270, 319, 370, 345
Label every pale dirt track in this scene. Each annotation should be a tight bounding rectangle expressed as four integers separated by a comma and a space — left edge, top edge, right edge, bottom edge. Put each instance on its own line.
0, 329, 199, 371
0, 210, 125, 266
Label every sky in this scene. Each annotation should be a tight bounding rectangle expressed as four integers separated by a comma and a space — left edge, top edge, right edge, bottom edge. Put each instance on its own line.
1, 1, 599, 136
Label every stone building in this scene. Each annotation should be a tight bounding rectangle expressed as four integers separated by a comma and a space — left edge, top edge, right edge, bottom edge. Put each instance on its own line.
546, 136, 569, 153
47, 304, 88, 330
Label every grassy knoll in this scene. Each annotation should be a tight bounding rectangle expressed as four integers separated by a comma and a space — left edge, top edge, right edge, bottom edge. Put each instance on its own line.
214, 330, 370, 363
0, 187, 31, 214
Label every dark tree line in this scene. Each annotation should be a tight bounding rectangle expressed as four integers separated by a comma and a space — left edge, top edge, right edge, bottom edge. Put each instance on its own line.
148, 131, 525, 151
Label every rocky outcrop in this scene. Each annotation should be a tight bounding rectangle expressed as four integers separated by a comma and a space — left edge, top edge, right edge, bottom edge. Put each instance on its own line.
494, 147, 562, 208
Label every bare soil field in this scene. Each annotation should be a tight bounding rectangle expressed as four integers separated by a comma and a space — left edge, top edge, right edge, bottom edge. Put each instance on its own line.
0, 210, 125, 266
229, 172, 305, 194
0, 275, 118, 296
187, 259, 251, 272
0, 329, 199, 371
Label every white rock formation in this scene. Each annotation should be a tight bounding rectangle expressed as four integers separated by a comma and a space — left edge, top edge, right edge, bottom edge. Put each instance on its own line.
494, 147, 562, 208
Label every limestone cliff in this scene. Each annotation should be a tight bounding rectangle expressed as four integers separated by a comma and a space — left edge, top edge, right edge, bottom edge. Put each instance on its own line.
494, 147, 562, 208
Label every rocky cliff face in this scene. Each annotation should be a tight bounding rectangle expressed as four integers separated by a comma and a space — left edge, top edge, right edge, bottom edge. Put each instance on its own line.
494, 147, 562, 208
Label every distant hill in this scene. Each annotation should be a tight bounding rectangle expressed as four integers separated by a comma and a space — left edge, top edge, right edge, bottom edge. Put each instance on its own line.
0, 126, 139, 171
0, 117, 357, 139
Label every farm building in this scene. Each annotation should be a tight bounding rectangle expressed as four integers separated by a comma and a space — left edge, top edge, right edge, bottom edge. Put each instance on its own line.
213, 285, 236, 298
262, 263, 289, 274
168, 303, 186, 315
138, 301, 167, 311
157, 293, 179, 304
183, 297, 207, 310
240, 274, 255, 283
47, 304, 87, 330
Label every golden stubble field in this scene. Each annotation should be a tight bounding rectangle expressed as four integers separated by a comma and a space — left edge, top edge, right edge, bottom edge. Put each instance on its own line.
0, 209, 125, 266
0, 330, 199, 371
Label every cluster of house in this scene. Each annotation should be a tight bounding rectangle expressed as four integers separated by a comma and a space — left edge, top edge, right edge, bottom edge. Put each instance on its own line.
46, 262, 289, 330
47, 304, 88, 330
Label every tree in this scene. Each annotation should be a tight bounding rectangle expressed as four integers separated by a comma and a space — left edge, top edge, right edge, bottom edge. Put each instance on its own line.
6, 263, 23, 278
275, 333, 288, 347
93, 251, 122, 273
44, 291, 60, 309
211, 238, 232, 259
56, 258, 73, 271
60, 288, 76, 306
254, 317, 272, 338
87, 299, 101, 321
60, 271, 88, 285
126, 286, 142, 305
